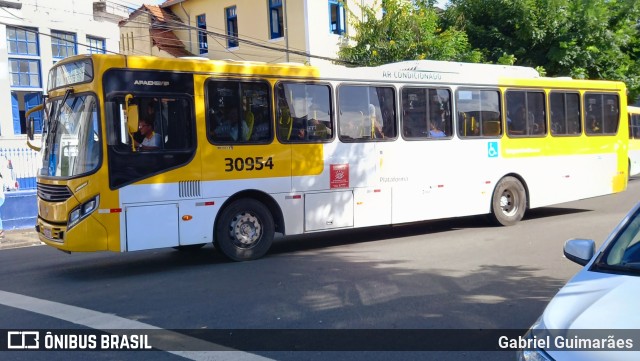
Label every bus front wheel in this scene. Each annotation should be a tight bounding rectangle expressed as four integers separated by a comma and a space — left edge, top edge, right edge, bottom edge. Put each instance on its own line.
215, 199, 274, 261
489, 176, 526, 226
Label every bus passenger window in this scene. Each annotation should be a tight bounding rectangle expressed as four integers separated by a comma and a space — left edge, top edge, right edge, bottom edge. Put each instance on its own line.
585, 93, 619, 136
457, 89, 500, 137
276, 82, 332, 143
338, 85, 395, 141
549, 92, 581, 136
401, 87, 451, 139
505, 90, 544, 137
206, 79, 272, 144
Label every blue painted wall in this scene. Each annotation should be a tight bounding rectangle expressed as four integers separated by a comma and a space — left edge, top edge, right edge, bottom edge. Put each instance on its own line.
1, 190, 37, 230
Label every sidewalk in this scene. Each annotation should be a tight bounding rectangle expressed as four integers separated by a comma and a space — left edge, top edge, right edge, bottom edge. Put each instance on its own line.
0, 228, 44, 250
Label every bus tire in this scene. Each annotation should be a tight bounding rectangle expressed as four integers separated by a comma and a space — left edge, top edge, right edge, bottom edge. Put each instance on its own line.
215, 199, 274, 261
489, 176, 527, 226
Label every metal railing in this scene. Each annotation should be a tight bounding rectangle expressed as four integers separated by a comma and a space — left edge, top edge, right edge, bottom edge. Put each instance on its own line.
0, 147, 41, 190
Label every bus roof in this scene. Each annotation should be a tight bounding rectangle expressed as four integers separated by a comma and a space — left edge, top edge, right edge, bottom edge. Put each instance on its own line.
57, 54, 625, 90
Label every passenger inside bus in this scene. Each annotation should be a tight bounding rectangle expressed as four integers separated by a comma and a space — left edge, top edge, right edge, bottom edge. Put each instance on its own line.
212, 107, 240, 141
135, 118, 162, 150
508, 106, 528, 135
290, 116, 307, 140
550, 108, 564, 135
588, 114, 601, 133
429, 121, 445, 137
242, 106, 254, 141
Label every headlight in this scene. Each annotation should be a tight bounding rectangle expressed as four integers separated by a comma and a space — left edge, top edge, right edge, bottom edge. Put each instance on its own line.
82, 198, 98, 214
68, 195, 99, 229
516, 317, 555, 361
69, 209, 81, 225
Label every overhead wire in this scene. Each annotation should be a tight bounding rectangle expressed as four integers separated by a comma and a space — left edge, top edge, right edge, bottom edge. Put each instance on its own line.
122, 4, 355, 65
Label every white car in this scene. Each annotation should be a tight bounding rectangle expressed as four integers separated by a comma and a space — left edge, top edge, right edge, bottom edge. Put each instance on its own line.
0, 155, 19, 192
517, 203, 640, 361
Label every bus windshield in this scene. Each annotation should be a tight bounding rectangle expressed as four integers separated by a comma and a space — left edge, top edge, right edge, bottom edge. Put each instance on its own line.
40, 94, 100, 177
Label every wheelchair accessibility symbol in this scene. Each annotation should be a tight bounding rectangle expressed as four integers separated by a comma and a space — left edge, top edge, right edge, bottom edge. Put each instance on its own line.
488, 141, 499, 158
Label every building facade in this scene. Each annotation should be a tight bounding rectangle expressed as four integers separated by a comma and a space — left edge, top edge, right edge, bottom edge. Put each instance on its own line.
120, 0, 374, 65
0, 0, 127, 147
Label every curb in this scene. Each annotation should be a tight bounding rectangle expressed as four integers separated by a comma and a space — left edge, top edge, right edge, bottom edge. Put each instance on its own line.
0, 228, 43, 250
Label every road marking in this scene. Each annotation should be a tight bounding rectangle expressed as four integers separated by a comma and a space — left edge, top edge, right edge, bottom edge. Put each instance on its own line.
0, 290, 274, 361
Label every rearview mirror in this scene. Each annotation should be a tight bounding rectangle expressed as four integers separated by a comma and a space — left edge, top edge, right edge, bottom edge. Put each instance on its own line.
563, 238, 596, 266
25, 104, 44, 141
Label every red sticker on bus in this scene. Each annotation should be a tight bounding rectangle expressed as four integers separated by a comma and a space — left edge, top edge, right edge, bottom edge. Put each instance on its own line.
330, 164, 349, 189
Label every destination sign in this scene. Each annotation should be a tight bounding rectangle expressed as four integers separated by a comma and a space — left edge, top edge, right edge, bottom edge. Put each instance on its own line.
48, 58, 93, 91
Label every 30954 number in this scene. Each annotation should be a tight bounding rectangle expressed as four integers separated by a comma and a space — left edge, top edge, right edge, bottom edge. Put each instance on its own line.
224, 157, 274, 172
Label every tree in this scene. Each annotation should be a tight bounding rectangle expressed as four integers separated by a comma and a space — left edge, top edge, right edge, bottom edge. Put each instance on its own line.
337, 0, 482, 66
444, 0, 640, 100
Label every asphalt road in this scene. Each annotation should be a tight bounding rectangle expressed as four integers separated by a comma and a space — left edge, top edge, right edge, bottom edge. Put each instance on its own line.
1, 178, 639, 361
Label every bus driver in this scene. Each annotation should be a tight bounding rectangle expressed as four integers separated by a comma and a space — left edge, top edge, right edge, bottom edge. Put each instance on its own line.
135, 118, 162, 150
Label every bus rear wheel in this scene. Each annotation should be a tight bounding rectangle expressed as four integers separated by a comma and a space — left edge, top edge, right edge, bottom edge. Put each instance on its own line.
489, 176, 526, 226
215, 199, 274, 261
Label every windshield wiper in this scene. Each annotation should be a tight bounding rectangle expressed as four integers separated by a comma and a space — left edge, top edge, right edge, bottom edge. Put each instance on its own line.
51, 89, 73, 130
47, 89, 73, 147
592, 261, 640, 275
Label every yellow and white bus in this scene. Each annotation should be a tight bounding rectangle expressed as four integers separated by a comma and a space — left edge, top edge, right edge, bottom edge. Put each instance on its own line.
628, 105, 640, 177
28, 54, 628, 261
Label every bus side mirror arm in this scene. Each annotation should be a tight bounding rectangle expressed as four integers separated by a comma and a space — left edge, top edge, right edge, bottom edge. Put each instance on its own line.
25, 104, 44, 141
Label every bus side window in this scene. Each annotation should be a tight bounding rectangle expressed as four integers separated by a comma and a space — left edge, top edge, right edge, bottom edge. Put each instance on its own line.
206, 79, 272, 144
338, 85, 395, 141
457, 89, 500, 137
276, 82, 332, 143
585, 93, 619, 135
549, 92, 582, 135
401, 87, 451, 139
506, 90, 544, 137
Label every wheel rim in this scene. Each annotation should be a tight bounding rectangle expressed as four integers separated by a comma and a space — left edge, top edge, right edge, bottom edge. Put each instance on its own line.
499, 188, 519, 217
229, 211, 262, 249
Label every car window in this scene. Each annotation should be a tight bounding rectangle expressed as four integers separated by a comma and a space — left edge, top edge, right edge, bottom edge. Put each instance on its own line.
605, 211, 640, 266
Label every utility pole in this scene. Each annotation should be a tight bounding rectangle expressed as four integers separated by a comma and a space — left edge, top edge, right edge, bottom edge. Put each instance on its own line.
283, 0, 290, 62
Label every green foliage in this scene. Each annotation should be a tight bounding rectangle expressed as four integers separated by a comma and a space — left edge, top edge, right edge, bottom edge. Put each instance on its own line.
336, 0, 640, 101
337, 0, 483, 66
497, 53, 517, 65
444, 0, 640, 101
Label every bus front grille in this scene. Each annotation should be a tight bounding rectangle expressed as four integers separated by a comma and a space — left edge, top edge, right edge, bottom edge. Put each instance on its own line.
37, 183, 73, 202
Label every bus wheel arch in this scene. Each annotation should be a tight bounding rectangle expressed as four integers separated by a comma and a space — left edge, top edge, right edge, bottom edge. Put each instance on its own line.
488, 175, 528, 226
214, 191, 283, 261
